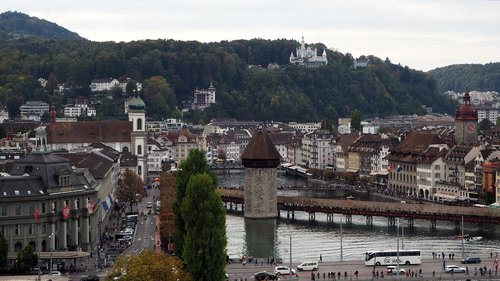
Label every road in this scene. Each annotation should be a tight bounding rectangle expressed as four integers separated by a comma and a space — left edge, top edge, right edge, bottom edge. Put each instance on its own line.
226, 258, 499, 280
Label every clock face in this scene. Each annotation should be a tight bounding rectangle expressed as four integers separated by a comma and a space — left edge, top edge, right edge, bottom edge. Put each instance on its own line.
467, 123, 476, 131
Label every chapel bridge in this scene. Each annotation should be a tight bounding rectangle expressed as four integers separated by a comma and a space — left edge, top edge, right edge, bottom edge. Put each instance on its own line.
217, 189, 500, 227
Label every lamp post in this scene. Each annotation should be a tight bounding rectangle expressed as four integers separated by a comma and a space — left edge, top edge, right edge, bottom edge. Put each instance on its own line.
48, 233, 54, 275
340, 218, 343, 262
289, 235, 292, 272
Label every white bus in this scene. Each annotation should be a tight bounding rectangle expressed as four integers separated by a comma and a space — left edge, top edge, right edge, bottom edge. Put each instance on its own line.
364, 250, 421, 266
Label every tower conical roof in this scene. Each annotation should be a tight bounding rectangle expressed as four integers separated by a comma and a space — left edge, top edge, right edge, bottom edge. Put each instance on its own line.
241, 127, 281, 168
128, 95, 145, 110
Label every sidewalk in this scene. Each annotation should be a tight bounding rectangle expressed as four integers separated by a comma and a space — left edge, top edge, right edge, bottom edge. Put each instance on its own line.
155, 214, 162, 254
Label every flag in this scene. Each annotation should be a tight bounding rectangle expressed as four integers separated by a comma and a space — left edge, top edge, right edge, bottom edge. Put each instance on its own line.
396, 165, 403, 173
62, 205, 71, 219
102, 201, 109, 211
494, 254, 498, 274
387, 164, 394, 173
87, 200, 94, 214
34, 209, 39, 222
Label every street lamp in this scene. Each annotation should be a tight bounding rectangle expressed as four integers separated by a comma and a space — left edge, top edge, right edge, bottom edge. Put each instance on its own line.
48, 233, 54, 275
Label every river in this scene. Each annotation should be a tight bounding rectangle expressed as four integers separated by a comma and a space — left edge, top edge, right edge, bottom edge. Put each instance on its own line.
218, 171, 500, 264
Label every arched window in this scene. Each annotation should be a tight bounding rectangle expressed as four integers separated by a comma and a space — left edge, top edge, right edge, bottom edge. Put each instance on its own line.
138, 165, 142, 176
137, 145, 142, 155
137, 118, 142, 130
14, 242, 22, 252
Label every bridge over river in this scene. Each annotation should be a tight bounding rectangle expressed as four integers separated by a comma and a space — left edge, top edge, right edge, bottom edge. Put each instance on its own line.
218, 189, 500, 228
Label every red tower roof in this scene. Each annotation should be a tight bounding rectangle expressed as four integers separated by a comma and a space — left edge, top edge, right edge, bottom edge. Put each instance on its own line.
455, 93, 478, 121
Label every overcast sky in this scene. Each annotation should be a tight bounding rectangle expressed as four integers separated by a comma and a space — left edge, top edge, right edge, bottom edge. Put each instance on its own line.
4, 0, 500, 71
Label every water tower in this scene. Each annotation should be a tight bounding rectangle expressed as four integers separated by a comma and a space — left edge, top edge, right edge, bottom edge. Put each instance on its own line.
241, 126, 281, 218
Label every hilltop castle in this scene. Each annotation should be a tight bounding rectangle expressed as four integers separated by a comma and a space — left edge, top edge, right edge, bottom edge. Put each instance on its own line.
289, 36, 328, 68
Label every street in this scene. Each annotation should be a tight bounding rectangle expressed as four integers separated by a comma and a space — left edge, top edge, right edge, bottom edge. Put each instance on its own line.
226, 258, 500, 281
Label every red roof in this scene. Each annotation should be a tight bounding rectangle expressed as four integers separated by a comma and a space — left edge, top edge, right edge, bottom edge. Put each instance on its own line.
46, 121, 132, 143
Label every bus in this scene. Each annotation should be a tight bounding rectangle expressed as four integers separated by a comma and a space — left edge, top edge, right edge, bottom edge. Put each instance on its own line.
364, 249, 421, 266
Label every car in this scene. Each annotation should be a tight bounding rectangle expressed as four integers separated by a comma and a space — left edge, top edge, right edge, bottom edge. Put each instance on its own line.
297, 261, 319, 271
274, 265, 296, 275
146, 201, 153, 208
80, 275, 100, 281
50, 270, 62, 276
253, 271, 278, 280
462, 257, 481, 264
445, 265, 466, 273
386, 265, 406, 275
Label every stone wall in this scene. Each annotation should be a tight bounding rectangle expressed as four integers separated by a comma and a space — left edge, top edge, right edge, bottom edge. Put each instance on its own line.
243, 168, 277, 218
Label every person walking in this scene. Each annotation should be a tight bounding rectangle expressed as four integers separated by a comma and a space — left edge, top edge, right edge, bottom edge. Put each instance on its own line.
320, 254, 323, 263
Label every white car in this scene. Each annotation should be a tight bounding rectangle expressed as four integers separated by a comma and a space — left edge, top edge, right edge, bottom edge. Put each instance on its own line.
50, 270, 62, 275
274, 265, 296, 275
146, 201, 153, 208
445, 265, 466, 273
386, 266, 406, 275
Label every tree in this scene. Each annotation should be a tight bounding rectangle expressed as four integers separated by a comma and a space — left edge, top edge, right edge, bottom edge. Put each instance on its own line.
181, 173, 227, 281
45, 72, 59, 92
172, 149, 216, 257
115, 168, 146, 213
16, 245, 37, 273
350, 109, 363, 131
105, 250, 190, 281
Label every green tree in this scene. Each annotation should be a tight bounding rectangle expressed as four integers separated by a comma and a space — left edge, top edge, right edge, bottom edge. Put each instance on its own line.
105, 250, 190, 281
350, 109, 363, 131
181, 173, 227, 281
115, 168, 146, 213
16, 245, 37, 273
45, 73, 59, 92
172, 149, 216, 257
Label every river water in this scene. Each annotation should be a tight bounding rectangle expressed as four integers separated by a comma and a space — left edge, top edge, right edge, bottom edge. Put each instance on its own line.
218, 171, 500, 264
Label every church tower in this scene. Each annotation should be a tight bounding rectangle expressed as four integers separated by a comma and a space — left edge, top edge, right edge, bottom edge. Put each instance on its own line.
128, 95, 148, 180
455, 92, 478, 144
241, 126, 281, 218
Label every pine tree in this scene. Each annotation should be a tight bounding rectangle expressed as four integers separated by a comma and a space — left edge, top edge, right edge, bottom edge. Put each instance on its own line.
172, 149, 216, 257
181, 173, 227, 281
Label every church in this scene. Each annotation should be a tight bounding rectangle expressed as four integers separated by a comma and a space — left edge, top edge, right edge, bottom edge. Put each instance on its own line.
455, 92, 478, 144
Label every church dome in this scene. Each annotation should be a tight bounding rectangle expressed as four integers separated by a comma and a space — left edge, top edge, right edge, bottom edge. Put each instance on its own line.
455, 93, 477, 121
128, 95, 145, 110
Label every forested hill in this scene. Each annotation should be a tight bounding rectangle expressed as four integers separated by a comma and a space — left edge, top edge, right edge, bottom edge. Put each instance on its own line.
0, 11, 83, 40
0, 16, 456, 123
429, 63, 500, 93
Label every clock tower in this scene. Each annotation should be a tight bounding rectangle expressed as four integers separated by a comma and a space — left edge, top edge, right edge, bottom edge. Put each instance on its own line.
455, 92, 478, 144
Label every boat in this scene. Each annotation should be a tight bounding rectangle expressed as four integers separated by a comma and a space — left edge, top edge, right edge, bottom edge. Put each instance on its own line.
456, 234, 470, 239
465, 236, 483, 242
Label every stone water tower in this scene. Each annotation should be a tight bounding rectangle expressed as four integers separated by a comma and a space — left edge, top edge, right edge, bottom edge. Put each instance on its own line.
241, 126, 281, 218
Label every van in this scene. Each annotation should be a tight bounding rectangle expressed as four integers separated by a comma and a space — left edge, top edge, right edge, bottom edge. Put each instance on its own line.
297, 261, 319, 271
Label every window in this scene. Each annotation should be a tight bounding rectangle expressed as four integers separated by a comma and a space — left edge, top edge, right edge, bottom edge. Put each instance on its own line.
15, 204, 21, 215
41, 222, 46, 234
28, 204, 34, 215
42, 203, 46, 213
137, 145, 142, 155
29, 223, 35, 235
138, 165, 142, 176
1, 225, 7, 236
59, 174, 71, 187
0, 205, 6, 216
15, 224, 22, 235
137, 118, 142, 130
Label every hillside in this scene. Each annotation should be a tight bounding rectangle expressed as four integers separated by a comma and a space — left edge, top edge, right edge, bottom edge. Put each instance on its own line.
0, 11, 83, 40
429, 63, 500, 93
0, 14, 456, 123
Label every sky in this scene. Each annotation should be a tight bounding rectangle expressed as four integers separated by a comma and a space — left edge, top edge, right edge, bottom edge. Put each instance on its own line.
4, 0, 500, 71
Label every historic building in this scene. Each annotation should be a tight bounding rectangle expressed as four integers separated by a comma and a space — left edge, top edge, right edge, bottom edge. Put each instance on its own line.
289, 36, 328, 68
455, 93, 478, 144
242, 126, 281, 218
43, 96, 148, 180
193, 82, 216, 109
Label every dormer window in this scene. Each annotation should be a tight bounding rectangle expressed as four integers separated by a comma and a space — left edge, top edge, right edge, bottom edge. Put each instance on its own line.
58, 170, 72, 187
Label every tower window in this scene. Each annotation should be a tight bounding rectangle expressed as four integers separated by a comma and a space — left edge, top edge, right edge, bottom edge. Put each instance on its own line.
137, 145, 142, 155
137, 118, 142, 130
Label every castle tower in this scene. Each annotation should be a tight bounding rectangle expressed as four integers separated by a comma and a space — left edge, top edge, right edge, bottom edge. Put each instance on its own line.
128, 95, 148, 180
241, 126, 281, 218
455, 92, 478, 144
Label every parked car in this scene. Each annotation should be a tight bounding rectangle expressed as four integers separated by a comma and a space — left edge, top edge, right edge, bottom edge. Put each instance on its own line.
49, 270, 62, 276
274, 265, 296, 275
80, 275, 100, 281
297, 261, 319, 271
462, 257, 481, 264
386, 266, 406, 275
445, 265, 466, 273
253, 271, 278, 280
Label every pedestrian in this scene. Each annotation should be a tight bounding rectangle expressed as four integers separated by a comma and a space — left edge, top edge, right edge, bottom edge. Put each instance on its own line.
323, 272, 326, 279
432, 271, 435, 277
317, 271, 320, 279
419, 268, 422, 277
442, 252, 445, 259
320, 254, 323, 263
452, 252, 455, 260
311, 271, 315, 280
491, 252, 494, 259
449, 253, 452, 260
354, 270, 358, 279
